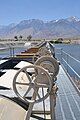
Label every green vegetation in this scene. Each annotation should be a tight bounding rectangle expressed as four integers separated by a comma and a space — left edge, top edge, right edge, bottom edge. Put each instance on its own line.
14, 36, 18, 41
19, 35, 23, 40
50, 38, 63, 44
50, 38, 72, 44
27, 35, 32, 41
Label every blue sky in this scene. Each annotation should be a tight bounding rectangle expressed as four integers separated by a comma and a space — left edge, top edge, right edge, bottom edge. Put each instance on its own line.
0, 0, 80, 25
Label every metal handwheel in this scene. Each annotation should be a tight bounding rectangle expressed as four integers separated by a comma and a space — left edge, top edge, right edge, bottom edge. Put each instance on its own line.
13, 65, 52, 103
38, 47, 51, 56
35, 56, 59, 78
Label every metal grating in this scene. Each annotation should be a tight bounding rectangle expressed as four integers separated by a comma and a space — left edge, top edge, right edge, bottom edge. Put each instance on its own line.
55, 66, 80, 120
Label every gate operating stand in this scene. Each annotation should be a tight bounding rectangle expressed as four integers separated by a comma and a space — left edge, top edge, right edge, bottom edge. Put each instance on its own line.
13, 56, 59, 120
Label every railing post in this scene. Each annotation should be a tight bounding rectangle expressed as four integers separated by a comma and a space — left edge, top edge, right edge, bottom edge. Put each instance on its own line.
12, 47, 14, 57
66, 54, 68, 72
61, 48, 63, 63
9, 46, 12, 57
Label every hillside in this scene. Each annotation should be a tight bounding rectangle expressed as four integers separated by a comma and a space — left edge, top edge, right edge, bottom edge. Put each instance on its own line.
0, 17, 80, 39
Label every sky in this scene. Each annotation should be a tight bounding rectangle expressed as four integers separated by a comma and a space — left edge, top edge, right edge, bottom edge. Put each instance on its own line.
0, 0, 80, 25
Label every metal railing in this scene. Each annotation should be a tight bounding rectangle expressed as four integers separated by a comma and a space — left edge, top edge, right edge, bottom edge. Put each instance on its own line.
55, 48, 80, 89
0, 46, 25, 59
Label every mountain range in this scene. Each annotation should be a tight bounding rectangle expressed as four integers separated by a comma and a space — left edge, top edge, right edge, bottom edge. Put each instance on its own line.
0, 16, 80, 39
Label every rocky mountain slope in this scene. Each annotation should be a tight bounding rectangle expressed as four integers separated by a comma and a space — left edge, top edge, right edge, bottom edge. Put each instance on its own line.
0, 16, 80, 39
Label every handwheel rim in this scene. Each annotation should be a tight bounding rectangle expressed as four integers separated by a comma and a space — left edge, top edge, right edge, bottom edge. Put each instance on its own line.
13, 65, 52, 103
35, 56, 59, 78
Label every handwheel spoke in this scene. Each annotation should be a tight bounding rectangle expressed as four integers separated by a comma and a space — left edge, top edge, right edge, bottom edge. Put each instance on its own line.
15, 82, 29, 86
24, 69, 32, 83
34, 88, 41, 99
37, 83, 49, 88
23, 86, 31, 98
37, 93, 41, 99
